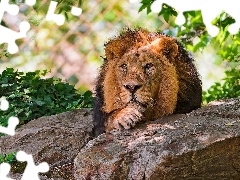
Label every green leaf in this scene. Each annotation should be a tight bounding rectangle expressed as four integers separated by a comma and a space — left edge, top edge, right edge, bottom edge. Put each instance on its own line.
64, 11, 69, 21
163, 13, 169, 22
78, 0, 82, 7
139, 4, 147, 12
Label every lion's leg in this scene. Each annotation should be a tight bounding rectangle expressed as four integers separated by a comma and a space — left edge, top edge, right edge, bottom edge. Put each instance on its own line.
105, 105, 144, 132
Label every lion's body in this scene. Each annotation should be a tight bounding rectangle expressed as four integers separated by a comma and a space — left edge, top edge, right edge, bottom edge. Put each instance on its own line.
93, 29, 202, 136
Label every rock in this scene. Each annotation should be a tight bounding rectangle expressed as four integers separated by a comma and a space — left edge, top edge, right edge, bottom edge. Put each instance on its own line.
74, 98, 240, 180
0, 109, 93, 179
1, 99, 239, 179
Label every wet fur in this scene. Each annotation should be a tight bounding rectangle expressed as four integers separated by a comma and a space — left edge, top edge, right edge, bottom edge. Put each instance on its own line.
93, 28, 202, 136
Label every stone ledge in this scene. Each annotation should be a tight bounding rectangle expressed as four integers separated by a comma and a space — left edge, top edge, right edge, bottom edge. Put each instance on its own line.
74, 98, 240, 180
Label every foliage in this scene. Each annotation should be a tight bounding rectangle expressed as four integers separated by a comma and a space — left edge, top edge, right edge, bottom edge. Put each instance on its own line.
0, 68, 93, 127
139, 0, 240, 103
0, 152, 17, 164
203, 62, 240, 103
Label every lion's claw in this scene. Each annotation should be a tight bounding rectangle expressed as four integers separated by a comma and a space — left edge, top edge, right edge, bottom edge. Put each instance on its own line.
111, 107, 142, 131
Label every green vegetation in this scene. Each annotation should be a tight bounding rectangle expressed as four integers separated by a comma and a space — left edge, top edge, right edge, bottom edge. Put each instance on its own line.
203, 67, 240, 103
0, 68, 93, 127
0, 152, 17, 164
139, 1, 240, 104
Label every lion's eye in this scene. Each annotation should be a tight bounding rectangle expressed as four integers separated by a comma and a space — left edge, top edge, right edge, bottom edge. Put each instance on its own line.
144, 63, 153, 70
120, 63, 128, 71
144, 63, 154, 75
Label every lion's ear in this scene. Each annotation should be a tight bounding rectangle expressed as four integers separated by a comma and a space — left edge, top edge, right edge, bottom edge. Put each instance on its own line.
150, 37, 178, 58
104, 38, 134, 61
104, 40, 120, 61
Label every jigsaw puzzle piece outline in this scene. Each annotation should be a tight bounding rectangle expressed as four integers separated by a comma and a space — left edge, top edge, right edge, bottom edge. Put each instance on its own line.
71, 6, 82, 16
222, 0, 240, 34
0, 116, 19, 136
0, 0, 31, 54
16, 151, 49, 180
0, 163, 15, 180
0, 0, 19, 21
0, 21, 30, 54
0, 98, 19, 136
25, 0, 36, 6
151, 0, 203, 25
0, 97, 9, 111
46, 1, 65, 26
150, 0, 240, 37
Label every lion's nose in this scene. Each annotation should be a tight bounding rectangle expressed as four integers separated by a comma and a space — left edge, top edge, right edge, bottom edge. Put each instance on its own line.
124, 84, 142, 93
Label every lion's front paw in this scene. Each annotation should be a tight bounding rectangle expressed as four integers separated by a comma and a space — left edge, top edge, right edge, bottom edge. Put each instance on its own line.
106, 107, 142, 132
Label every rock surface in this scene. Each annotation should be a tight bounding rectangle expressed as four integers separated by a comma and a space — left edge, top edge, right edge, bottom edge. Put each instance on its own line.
0, 109, 93, 179
1, 99, 239, 179
74, 98, 240, 180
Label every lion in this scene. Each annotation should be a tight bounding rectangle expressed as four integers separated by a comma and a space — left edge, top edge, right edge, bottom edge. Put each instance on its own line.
93, 28, 202, 136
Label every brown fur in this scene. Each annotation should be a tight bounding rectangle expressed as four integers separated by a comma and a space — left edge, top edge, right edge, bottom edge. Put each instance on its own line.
93, 28, 202, 136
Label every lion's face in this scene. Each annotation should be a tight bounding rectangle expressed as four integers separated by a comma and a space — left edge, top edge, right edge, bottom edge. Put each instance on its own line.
102, 36, 179, 115
114, 48, 162, 110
